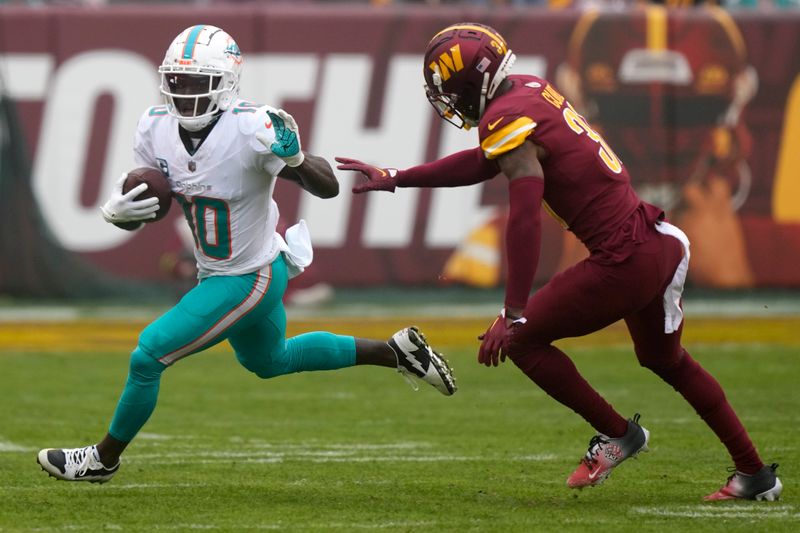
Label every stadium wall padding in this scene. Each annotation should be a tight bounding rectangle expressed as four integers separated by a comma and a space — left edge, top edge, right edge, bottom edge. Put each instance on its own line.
1, 5, 799, 291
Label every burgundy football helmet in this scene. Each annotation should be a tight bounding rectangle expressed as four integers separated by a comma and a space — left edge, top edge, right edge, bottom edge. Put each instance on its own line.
423, 23, 516, 129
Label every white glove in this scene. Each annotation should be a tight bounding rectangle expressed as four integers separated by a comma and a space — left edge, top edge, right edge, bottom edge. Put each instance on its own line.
100, 173, 159, 224
256, 109, 305, 167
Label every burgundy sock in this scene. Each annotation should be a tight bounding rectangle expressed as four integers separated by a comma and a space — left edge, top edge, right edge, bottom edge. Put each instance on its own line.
512, 346, 628, 438
653, 351, 764, 474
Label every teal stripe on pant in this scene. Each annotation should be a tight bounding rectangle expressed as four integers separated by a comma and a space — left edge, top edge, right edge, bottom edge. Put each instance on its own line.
108, 254, 356, 443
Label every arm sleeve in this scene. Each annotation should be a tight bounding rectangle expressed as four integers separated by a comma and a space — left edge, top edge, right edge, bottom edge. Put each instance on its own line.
504, 176, 545, 310
396, 147, 499, 188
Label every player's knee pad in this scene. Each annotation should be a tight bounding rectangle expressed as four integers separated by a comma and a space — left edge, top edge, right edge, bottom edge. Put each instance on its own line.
129, 345, 167, 381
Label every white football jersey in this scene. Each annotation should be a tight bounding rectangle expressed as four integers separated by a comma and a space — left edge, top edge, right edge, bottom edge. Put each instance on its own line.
133, 99, 287, 278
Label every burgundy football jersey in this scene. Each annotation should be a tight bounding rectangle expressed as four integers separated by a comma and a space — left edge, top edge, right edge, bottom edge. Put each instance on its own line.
478, 74, 663, 252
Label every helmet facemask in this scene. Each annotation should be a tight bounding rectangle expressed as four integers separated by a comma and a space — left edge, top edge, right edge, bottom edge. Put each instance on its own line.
159, 68, 235, 131
425, 67, 476, 129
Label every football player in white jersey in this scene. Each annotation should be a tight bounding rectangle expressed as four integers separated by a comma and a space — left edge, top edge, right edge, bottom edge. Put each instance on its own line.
36, 25, 457, 483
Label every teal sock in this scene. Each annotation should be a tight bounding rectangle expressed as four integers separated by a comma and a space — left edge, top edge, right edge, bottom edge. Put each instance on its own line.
284, 332, 356, 372
108, 347, 166, 443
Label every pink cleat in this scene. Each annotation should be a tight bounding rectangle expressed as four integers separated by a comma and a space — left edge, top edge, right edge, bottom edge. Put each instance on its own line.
567, 414, 650, 488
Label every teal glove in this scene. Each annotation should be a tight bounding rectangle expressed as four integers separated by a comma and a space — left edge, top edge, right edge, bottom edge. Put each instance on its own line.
266, 109, 304, 167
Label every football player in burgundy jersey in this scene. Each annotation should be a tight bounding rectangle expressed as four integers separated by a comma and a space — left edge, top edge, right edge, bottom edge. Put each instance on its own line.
336, 23, 781, 501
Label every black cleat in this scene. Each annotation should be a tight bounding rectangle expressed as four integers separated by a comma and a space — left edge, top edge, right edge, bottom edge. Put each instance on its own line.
704, 463, 783, 501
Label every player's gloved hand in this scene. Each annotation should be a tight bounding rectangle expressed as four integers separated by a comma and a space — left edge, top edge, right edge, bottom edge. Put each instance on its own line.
334, 157, 399, 194
477, 309, 526, 367
100, 173, 159, 224
258, 109, 305, 167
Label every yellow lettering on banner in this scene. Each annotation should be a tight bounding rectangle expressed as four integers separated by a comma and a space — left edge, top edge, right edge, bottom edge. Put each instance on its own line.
541, 84, 565, 109
773, 75, 800, 222
646, 5, 667, 52
562, 105, 622, 174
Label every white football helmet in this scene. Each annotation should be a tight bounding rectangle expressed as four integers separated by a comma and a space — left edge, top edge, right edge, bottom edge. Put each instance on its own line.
158, 25, 243, 131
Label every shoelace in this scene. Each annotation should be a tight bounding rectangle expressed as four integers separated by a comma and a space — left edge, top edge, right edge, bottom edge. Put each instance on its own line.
397, 368, 420, 392
583, 416, 642, 468
64, 446, 97, 476
582, 435, 609, 469
724, 463, 779, 486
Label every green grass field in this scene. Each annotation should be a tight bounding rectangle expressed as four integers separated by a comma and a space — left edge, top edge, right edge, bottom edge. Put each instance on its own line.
0, 317, 797, 532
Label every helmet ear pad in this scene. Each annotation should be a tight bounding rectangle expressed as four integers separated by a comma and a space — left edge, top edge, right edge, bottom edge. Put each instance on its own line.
211, 73, 238, 111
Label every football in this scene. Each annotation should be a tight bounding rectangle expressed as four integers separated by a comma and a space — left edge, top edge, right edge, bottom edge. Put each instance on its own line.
123, 167, 173, 222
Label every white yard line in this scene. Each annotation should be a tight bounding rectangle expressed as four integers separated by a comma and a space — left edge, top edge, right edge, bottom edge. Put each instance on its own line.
0, 438, 32, 452
631, 504, 798, 519
131, 451, 564, 465
138, 432, 186, 441
0, 483, 204, 491
146, 522, 439, 531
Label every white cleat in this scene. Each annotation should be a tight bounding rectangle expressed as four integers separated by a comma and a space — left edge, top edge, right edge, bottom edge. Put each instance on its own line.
37, 445, 119, 483
389, 326, 457, 396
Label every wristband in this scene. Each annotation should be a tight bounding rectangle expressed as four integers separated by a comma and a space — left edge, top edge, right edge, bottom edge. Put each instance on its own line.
501, 307, 528, 325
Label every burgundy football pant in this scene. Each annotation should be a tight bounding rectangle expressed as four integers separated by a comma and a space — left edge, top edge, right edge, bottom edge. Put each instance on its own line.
507, 225, 764, 474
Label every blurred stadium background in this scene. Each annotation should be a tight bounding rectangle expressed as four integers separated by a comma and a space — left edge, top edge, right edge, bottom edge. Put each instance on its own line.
1, 1, 799, 531
1, 0, 800, 305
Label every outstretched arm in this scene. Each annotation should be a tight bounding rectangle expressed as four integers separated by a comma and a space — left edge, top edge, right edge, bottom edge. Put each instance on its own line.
336, 147, 499, 193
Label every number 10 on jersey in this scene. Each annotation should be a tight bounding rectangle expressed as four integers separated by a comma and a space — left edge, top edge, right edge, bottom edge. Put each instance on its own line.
175, 194, 233, 260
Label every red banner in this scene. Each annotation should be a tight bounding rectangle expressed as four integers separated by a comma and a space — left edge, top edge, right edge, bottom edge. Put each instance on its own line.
1, 5, 799, 289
